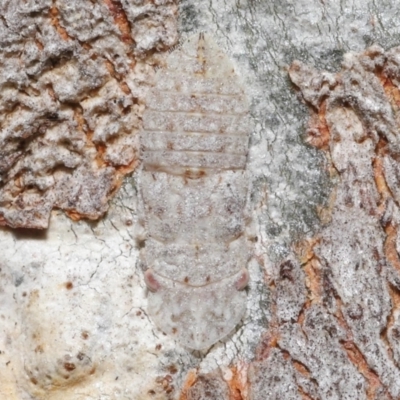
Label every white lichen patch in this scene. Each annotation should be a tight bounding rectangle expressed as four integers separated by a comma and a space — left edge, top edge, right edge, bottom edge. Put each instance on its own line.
0, 211, 160, 400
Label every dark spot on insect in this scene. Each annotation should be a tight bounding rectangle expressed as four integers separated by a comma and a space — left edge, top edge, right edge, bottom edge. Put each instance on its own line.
171, 314, 180, 322
64, 362, 76, 372
81, 331, 89, 340
184, 169, 206, 179
172, 328, 177, 334
30, 377, 38, 385
89, 367, 96, 375
225, 202, 237, 214
34, 345, 44, 353
167, 141, 174, 150
154, 205, 165, 217
184, 276, 189, 283
125, 219, 133, 226
115, 376, 119, 380
176, 203, 183, 216
65, 281, 73, 290
155, 344, 162, 351
148, 389, 156, 396
136, 310, 142, 316
22, 292, 27, 297
206, 275, 211, 283
279, 260, 294, 281
77, 352, 86, 361
136, 238, 145, 250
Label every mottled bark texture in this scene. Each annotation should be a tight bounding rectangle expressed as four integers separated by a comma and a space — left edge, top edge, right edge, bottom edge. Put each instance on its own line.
0, 0, 177, 228
286, 48, 400, 398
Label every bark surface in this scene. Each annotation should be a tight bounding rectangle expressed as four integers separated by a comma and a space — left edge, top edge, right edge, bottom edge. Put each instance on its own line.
2, 1, 400, 399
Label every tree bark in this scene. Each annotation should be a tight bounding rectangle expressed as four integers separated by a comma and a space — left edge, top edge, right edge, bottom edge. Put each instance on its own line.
2, 1, 400, 399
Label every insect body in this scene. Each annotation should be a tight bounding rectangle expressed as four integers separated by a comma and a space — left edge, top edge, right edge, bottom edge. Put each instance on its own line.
139, 33, 251, 349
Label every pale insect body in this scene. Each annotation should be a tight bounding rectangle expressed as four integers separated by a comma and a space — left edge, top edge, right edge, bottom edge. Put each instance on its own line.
138, 33, 251, 350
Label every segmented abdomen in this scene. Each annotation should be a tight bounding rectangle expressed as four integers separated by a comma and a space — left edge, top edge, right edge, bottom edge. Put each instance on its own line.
139, 33, 251, 349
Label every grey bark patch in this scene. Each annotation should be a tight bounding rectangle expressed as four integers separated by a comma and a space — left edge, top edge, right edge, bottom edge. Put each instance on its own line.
289, 44, 400, 398
248, 349, 301, 400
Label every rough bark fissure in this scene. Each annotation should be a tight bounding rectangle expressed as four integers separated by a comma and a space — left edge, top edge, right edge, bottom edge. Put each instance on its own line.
103, 0, 135, 45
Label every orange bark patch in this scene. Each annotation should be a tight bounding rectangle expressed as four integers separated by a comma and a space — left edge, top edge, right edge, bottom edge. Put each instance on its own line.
50, 6, 70, 41
103, 0, 134, 45
297, 386, 315, 400
374, 141, 400, 276
227, 365, 248, 400
178, 369, 198, 400
341, 341, 384, 399
380, 284, 400, 376
302, 259, 323, 304
384, 224, 400, 275
373, 143, 392, 202
381, 73, 400, 111
292, 360, 311, 378
305, 101, 330, 150
254, 328, 281, 361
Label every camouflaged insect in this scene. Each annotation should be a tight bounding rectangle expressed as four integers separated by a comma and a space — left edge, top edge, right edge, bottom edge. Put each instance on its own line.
138, 33, 251, 349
